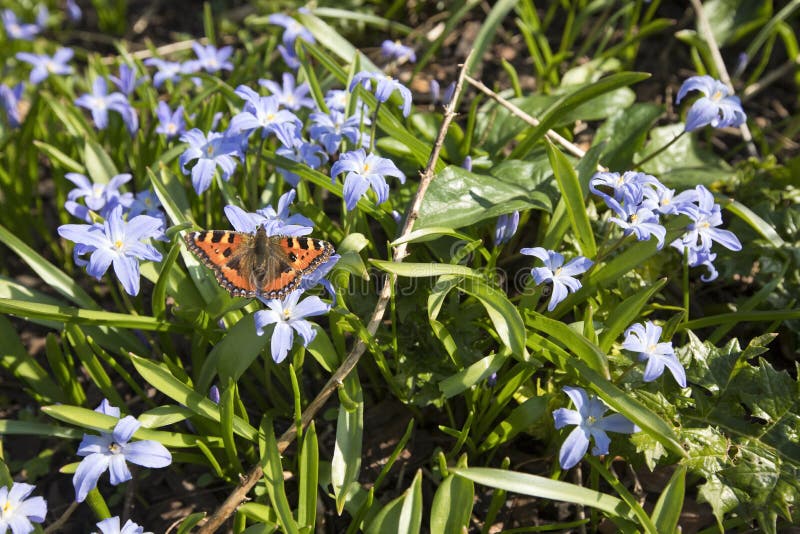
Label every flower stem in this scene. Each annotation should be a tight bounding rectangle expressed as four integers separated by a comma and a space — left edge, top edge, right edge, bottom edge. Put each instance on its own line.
369, 101, 381, 153
631, 130, 686, 170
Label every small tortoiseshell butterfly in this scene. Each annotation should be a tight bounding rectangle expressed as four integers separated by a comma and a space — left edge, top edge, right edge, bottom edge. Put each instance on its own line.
183, 226, 334, 299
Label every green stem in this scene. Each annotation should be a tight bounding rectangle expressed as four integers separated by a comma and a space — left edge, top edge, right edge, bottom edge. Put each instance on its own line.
369, 101, 381, 153
632, 130, 686, 170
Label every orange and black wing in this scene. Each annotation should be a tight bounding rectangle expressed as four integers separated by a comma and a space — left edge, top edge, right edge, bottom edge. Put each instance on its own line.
183, 230, 259, 297
257, 236, 335, 298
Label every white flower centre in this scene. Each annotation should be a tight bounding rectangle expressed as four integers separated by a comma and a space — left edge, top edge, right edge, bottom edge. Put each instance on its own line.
283, 308, 292, 320
711, 90, 724, 101
91, 97, 107, 110
46, 60, 58, 72
207, 58, 218, 68
554, 266, 562, 277
647, 343, 657, 353
166, 123, 177, 134
92, 184, 104, 198
108, 442, 122, 454
205, 144, 215, 157
586, 415, 596, 425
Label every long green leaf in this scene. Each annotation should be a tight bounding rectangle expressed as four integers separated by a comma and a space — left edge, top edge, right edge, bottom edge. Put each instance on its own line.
260, 416, 300, 534
545, 138, 597, 257
458, 278, 529, 360
0, 298, 183, 332
0, 223, 98, 309
332, 373, 363, 514
130, 354, 258, 441
370, 260, 482, 279
451, 467, 637, 521
298, 421, 319, 529
651, 466, 686, 533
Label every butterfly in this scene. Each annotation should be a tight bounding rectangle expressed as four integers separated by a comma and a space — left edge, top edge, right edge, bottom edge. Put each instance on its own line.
183, 225, 335, 300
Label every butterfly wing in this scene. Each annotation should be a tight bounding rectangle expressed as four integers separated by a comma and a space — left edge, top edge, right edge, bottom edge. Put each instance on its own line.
255, 235, 335, 298
184, 230, 335, 299
183, 230, 260, 297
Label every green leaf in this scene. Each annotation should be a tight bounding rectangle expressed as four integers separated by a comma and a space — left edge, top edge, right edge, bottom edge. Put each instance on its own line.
332, 373, 363, 515
369, 260, 483, 279
0, 223, 98, 309
651, 466, 686, 533
42, 404, 223, 448
0, 420, 83, 439
526, 312, 608, 376
417, 163, 552, 229
703, 0, 772, 45
298, 421, 319, 529
638, 124, 735, 187
594, 103, 663, 171
366, 470, 423, 534
197, 313, 268, 392
137, 405, 194, 429
479, 395, 549, 452
458, 278, 528, 360
34, 140, 84, 173
83, 139, 119, 184
545, 139, 596, 257
439, 352, 507, 399
130, 354, 258, 441
0, 316, 66, 403
724, 199, 785, 247
451, 467, 637, 522
259, 416, 300, 534
510, 72, 650, 158
430, 465, 474, 534
0, 298, 184, 332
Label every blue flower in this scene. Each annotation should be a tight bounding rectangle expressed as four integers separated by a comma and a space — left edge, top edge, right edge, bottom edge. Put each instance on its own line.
309, 110, 369, 154
589, 171, 659, 205
676, 75, 746, 132
230, 86, 301, 139
224, 189, 314, 237
520, 247, 592, 311
155, 102, 186, 139
350, 71, 413, 117
94, 516, 149, 534
268, 13, 314, 70
254, 290, 331, 363
553, 386, 639, 470
64, 172, 133, 221
0, 83, 24, 128
324, 89, 348, 112
672, 185, 742, 253
179, 128, 242, 194
268, 13, 314, 48
429, 80, 455, 106
16, 48, 73, 84
109, 64, 145, 96
645, 183, 699, 217
606, 190, 667, 249
73, 401, 172, 503
2, 9, 40, 40
75, 77, 138, 134
208, 385, 220, 404
259, 72, 315, 111
274, 123, 327, 187
66, 0, 82, 22
494, 211, 519, 246
35, 5, 48, 30
381, 40, 416, 63
143, 58, 182, 88
622, 321, 686, 387
58, 205, 164, 296
0, 482, 47, 534
330, 148, 406, 211
184, 43, 233, 74
128, 190, 165, 222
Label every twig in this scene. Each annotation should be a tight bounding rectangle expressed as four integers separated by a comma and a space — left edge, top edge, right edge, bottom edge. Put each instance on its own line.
465, 75, 607, 172
43, 502, 79, 534
688, 0, 758, 157
195, 51, 475, 534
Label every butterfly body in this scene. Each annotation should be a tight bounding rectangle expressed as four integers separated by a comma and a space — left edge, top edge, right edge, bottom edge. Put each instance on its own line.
183, 226, 334, 299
